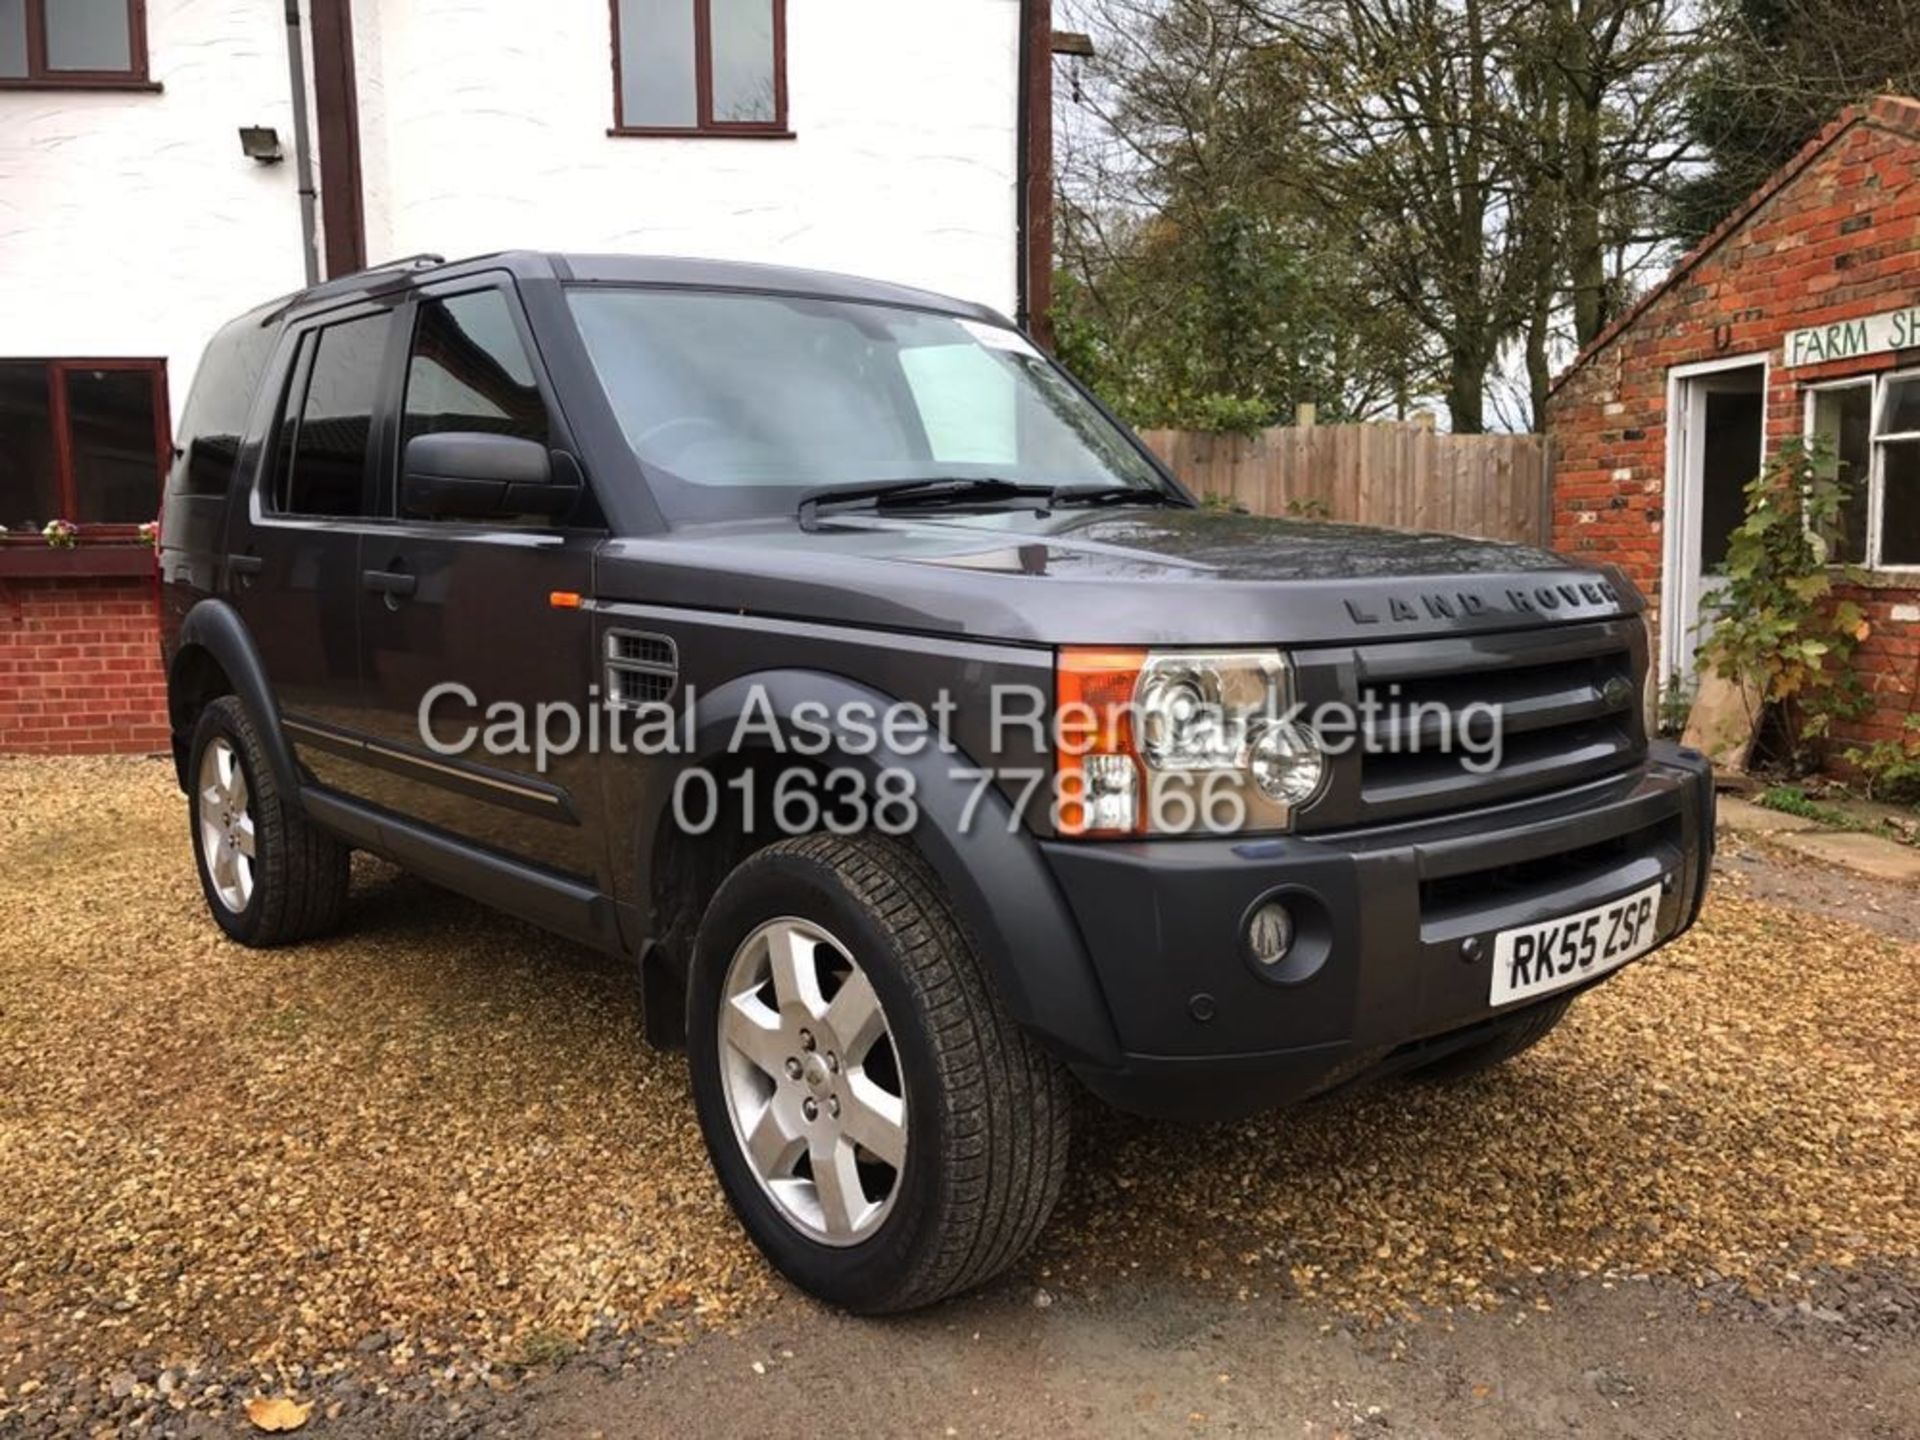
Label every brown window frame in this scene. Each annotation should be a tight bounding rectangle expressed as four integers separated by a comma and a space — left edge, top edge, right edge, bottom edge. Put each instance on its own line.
0, 0, 157, 91
609, 0, 791, 139
0, 357, 171, 542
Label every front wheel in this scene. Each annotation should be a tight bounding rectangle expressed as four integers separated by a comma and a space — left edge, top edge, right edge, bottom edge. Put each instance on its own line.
687, 833, 1072, 1312
1412, 995, 1574, 1083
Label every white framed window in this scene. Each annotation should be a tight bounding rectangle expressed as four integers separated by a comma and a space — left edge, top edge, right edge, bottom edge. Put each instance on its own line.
0, 357, 168, 534
611, 0, 788, 136
1804, 369, 1920, 570
0, 0, 151, 89
1873, 371, 1920, 567
1803, 377, 1872, 564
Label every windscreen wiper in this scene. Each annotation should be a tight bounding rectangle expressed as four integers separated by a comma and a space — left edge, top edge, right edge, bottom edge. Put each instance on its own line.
797, 477, 1060, 527
1049, 483, 1193, 508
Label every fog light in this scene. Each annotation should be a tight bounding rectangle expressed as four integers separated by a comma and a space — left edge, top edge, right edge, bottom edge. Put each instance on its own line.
1246, 900, 1294, 967
1248, 719, 1325, 806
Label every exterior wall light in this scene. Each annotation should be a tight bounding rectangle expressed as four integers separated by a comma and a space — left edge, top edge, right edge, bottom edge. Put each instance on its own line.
238, 126, 284, 163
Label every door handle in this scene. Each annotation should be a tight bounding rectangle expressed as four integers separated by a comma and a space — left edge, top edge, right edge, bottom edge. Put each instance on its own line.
227, 553, 263, 588
362, 568, 418, 598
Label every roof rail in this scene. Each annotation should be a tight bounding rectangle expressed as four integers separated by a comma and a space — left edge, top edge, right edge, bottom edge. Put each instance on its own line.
299, 252, 448, 303
363, 252, 447, 275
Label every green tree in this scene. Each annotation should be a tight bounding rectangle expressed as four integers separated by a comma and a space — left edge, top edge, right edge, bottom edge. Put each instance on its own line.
1671, 0, 1920, 243
1054, 203, 1429, 430
1053, 0, 1437, 430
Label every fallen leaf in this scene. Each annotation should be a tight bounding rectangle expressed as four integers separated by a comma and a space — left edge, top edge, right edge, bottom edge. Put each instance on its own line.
245, 1396, 313, 1433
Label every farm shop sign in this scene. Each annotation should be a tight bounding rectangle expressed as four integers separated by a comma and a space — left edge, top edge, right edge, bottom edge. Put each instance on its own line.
1784, 306, 1920, 367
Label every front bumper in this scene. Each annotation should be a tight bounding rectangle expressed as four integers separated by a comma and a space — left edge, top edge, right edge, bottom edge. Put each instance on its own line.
1039, 742, 1714, 1121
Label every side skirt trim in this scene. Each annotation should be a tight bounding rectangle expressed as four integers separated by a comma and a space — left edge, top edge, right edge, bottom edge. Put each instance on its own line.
301, 787, 619, 952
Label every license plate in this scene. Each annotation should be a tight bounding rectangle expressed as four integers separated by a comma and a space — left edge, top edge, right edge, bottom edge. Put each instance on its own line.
1489, 881, 1664, 1008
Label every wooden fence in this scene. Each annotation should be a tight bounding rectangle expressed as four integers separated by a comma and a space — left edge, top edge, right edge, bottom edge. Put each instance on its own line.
1137, 422, 1550, 545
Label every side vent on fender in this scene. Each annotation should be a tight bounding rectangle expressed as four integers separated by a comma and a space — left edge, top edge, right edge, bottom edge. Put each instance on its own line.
606, 630, 679, 707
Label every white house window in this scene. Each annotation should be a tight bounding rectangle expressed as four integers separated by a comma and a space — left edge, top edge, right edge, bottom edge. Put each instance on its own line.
0, 0, 151, 89
611, 0, 787, 136
0, 359, 168, 534
1806, 372, 1920, 569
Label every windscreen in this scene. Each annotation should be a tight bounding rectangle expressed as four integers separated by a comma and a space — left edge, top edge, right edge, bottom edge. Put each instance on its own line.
566, 288, 1166, 521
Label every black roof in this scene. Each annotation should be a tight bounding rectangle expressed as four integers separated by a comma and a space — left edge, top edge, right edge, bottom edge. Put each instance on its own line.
256, 249, 1004, 329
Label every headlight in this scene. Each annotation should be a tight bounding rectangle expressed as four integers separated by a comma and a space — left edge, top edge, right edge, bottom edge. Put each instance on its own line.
1248, 717, 1326, 805
1136, 651, 1280, 768
1056, 647, 1325, 837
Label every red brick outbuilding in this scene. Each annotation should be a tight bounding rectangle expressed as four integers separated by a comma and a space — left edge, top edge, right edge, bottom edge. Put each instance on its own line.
1548, 96, 1920, 756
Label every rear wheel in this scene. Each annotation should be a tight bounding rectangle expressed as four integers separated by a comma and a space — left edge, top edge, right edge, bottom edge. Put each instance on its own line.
187, 696, 350, 947
687, 833, 1072, 1312
1414, 996, 1573, 1082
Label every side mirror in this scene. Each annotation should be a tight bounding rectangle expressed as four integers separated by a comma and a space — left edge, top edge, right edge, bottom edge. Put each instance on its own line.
401, 432, 581, 521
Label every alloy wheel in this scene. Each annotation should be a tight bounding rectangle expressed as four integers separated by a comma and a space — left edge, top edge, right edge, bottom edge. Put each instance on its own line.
716, 917, 908, 1246
197, 736, 256, 913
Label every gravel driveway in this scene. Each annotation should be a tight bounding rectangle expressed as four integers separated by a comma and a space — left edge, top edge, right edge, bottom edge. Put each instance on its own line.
1, 757, 1915, 1436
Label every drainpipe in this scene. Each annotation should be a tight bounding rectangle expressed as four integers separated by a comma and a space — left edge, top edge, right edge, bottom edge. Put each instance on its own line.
1015, 0, 1032, 332
283, 0, 320, 287
1015, 0, 1054, 347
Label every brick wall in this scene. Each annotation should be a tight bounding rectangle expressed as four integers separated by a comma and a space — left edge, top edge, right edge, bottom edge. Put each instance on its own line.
0, 576, 170, 755
1547, 97, 1920, 752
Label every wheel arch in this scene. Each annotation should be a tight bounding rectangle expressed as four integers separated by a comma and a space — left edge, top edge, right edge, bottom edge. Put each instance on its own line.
168, 599, 302, 805
634, 669, 1121, 1069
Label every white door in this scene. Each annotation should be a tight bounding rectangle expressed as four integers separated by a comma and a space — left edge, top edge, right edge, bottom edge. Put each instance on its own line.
1664, 359, 1767, 686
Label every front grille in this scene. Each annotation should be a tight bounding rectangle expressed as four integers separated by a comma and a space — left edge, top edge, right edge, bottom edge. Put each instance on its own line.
1419, 815, 1677, 927
1297, 617, 1647, 831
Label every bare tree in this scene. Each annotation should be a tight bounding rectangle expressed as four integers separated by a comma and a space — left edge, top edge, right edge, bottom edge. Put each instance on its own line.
1528, 0, 1700, 347
1500, 0, 1700, 421
1057, 0, 1702, 432
1251, 0, 1534, 431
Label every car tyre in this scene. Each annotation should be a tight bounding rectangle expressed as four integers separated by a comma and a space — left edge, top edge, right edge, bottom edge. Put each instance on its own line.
1413, 995, 1573, 1082
687, 832, 1072, 1313
187, 696, 350, 946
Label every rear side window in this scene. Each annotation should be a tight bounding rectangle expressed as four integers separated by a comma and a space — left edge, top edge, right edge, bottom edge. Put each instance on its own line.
401, 291, 550, 452
274, 312, 392, 517
169, 317, 278, 501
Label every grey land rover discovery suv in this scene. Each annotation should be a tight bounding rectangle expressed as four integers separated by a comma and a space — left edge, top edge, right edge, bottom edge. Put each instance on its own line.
159, 251, 1713, 1312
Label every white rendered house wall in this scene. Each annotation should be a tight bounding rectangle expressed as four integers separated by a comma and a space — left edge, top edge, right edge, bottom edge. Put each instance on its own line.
0, 0, 309, 425
353, 0, 1024, 317
1, 0, 1025, 430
